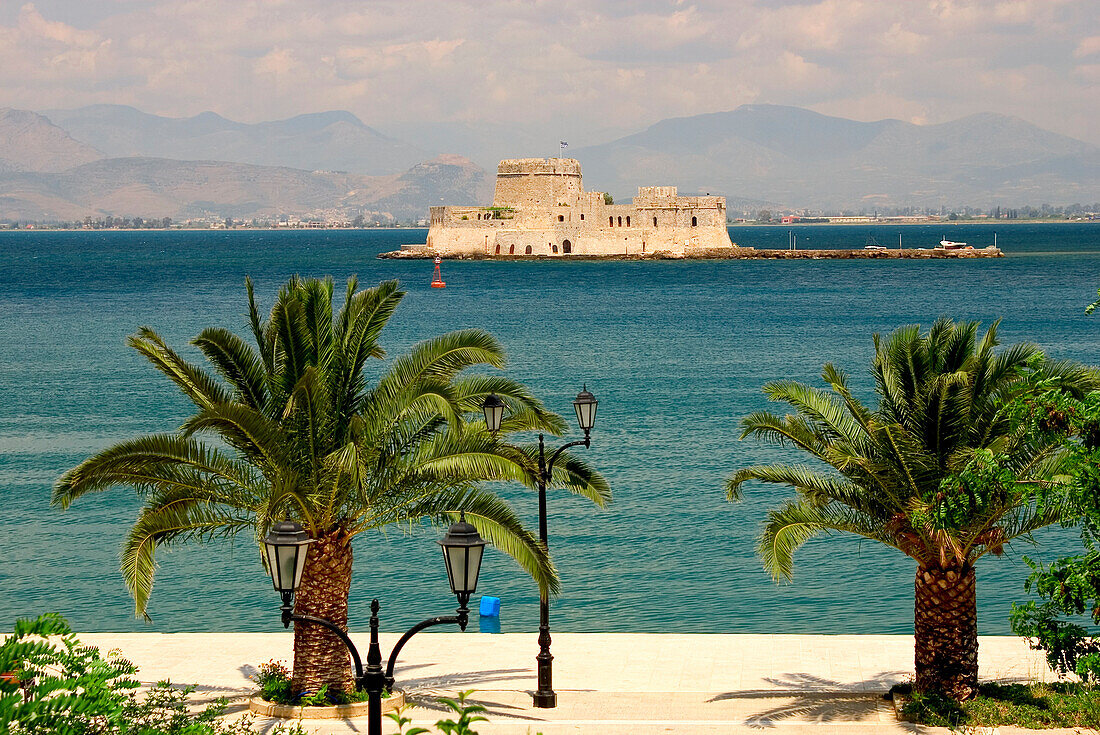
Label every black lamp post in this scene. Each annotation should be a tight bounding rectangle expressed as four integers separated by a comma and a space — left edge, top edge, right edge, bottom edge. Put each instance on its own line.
263, 516, 486, 735
482, 386, 597, 709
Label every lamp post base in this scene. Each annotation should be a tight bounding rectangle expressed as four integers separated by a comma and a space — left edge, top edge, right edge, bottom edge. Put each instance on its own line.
532, 690, 557, 708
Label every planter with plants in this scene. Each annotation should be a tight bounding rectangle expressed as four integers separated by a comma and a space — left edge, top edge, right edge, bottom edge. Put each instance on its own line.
248, 659, 403, 719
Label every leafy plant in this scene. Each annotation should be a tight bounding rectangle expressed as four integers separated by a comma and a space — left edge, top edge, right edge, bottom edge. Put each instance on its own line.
434, 691, 488, 735
386, 704, 430, 735
253, 660, 293, 705
0, 613, 310, 735
1007, 387, 1100, 678
385, 691, 487, 735
298, 684, 330, 707
0, 612, 139, 734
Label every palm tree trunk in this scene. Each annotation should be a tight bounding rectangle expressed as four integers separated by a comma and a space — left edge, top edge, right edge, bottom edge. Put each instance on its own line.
291, 526, 355, 695
914, 561, 978, 700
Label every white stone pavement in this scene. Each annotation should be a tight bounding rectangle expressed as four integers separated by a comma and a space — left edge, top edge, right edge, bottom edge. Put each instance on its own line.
75, 632, 1073, 735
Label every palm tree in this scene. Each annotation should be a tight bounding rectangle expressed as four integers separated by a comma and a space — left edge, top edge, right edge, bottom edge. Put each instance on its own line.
727, 318, 1098, 700
54, 276, 609, 695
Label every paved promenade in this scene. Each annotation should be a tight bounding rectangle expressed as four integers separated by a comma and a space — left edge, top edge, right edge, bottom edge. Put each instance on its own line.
78, 632, 1062, 734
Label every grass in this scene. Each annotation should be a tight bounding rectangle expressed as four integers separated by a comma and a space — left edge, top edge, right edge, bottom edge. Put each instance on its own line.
901, 682, 1100, 728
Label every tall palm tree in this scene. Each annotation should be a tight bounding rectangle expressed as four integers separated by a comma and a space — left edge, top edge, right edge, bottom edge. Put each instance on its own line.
727, 318, 1098, 700
54, 277, 609, 694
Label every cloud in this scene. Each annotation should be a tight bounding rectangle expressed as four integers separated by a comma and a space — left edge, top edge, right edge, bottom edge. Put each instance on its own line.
0, 0, 1094, 146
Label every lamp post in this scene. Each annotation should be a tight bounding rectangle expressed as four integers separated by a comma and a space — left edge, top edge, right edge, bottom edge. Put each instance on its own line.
482, 386, 597, 709
263, 517, 486, 735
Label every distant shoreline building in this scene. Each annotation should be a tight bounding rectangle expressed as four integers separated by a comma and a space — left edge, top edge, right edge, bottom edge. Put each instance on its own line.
413, 158, 736, 257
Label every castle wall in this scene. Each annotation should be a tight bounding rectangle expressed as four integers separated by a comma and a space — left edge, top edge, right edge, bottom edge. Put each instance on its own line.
420, 158, 735, 258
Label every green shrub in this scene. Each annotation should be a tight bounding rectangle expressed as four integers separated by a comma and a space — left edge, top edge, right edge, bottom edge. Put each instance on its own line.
386, 690, 488, 735
0, 613, 308, 735
253, 660, 294, 705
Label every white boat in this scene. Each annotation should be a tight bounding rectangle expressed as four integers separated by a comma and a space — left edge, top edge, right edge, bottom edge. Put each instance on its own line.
938, 236, 968, 249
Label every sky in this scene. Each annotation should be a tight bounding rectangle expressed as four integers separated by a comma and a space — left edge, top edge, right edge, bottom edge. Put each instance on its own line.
0, 0, 1097, 145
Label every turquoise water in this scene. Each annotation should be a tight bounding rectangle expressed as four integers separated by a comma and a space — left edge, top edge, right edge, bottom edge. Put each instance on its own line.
2, 223, 1099, 635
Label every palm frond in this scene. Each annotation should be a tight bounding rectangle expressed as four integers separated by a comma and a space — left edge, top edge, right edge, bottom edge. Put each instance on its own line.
123, 498, 253, 617
759, 501, 887, 581
128, 327, 230, 409
53, 434, 258, 508
193, 327, 268, 410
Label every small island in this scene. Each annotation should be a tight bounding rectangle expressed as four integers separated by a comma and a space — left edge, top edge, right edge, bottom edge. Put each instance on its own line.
380, 157, 1003, 260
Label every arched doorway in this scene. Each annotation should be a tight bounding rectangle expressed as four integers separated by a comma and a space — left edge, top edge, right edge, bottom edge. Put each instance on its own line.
495, 244, 500, 254
552, 244, 558, 253
562, 240, 572, 254
525, 245, 532, 254
509, 245, 515, 254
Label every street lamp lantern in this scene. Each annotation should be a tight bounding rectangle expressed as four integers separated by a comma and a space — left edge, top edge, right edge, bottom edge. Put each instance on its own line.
481, 393, 506, 434
573, 385, 598, 433
438, 513, 486, 606
263, 521, 314, 593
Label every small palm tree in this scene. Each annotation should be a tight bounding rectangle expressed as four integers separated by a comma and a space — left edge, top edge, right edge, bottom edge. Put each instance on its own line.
727, 318, 1098, 699
54, 277, 609, 694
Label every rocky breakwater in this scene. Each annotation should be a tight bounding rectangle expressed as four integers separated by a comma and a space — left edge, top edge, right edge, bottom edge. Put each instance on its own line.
378, 246, 1003, 260
740, 246, 1003, 259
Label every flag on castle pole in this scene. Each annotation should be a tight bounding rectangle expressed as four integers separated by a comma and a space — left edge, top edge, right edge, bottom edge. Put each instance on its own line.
560, 141, 568, 154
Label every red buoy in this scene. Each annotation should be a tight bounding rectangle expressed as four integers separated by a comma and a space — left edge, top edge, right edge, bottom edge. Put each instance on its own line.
431, 256, 446, 288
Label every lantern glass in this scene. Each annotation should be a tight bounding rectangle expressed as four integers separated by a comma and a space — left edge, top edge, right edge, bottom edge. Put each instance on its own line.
263, 521, 313, 593
573, 386, 597, 431
439, 515, 487, 598
482, 394, 506, 433
443, 543, 484, 595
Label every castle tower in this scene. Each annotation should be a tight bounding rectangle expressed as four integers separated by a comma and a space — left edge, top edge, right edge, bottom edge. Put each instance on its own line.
493, 158, 583, 208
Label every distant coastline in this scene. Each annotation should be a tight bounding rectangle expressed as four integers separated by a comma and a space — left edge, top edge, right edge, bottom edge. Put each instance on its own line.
0, 219, 1095, 234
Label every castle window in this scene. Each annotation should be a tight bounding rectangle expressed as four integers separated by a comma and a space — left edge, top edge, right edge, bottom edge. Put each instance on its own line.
563, 240, 572, 254
617, 216, 622, 227
558, 215, 564, 222
510, 245, 515, 254
525, 245, 532, 254
626, 216, 630, 227
580, 214, 584, 220
552, 244, 558, 253
653, 217, 658, 227
691, 216, 698, 227
609, 216, 614, 227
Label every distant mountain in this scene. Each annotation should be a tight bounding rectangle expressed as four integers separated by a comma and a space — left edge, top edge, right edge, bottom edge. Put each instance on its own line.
2, 102, 1097, 219
43, 105, 427, 176
0, 154, 488, 221
573, 105, 1100, 209
0, 109, 102, 173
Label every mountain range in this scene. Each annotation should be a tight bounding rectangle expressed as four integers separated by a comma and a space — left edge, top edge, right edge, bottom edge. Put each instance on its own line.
0, 103, 1095, 221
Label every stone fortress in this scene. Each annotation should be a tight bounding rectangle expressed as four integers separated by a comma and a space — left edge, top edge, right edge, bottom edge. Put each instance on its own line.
413, 158, 736, 258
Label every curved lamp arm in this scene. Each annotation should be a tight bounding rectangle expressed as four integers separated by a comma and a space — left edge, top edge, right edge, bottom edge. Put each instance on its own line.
543, 434, 590, 481
383, 606, 468, 690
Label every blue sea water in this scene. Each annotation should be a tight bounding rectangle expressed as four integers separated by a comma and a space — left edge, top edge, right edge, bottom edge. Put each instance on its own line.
2, 223, 1099, 635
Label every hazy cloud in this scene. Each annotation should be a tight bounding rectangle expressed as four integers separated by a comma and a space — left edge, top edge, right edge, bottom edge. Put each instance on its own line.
0, 0, 1095, 145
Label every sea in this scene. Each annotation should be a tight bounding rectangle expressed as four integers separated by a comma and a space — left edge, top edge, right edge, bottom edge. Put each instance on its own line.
2, 222, 1099, 635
